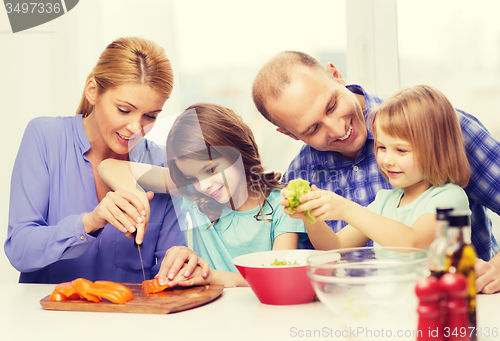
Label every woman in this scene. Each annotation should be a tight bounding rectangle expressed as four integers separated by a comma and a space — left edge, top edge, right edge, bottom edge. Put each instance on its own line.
5, 37, 192, 284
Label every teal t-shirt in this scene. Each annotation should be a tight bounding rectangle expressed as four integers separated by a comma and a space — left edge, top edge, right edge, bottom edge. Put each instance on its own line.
367, 183, 470, 250
181, 189, 307, 272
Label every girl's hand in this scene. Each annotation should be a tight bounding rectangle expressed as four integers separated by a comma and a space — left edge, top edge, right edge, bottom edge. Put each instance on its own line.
82, 189, 152, 244
279, 188, 291, 209
293, 185, 347, 222
280, 188, 308, 220
156, 246, 210, 286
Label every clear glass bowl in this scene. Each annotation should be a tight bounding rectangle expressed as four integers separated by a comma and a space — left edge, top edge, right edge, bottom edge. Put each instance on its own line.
307, 247, 428, 323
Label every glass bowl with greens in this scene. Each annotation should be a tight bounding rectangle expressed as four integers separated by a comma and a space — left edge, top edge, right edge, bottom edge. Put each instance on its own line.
307, 247, 428, 328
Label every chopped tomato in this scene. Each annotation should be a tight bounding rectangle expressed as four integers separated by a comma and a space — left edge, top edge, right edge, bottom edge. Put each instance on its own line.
142, 278, 170, 296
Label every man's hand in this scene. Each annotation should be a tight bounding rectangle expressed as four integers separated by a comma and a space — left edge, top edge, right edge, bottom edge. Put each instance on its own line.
476, 258, 500, 294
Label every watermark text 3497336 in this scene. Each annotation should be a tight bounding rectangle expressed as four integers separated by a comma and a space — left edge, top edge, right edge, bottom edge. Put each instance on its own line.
3, 0, 79, 33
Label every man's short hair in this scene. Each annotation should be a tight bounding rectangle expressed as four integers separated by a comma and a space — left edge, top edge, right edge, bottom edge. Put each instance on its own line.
252, 51, 330, 126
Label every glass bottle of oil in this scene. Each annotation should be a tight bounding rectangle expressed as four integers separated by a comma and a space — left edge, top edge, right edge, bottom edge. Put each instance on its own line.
445, 211, 476, 339
428, 207, 453, 278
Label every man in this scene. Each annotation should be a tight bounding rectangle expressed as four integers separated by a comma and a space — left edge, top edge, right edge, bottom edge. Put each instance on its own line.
252, 51, 500, 293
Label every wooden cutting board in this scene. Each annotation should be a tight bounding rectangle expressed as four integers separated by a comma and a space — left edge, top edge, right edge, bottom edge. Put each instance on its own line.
40, 283, 224, 314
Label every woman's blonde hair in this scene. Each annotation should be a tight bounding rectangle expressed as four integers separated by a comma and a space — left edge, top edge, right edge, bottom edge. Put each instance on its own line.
371, 85, 470, 188
166, 103, 283, 222
76, 37, 173, 117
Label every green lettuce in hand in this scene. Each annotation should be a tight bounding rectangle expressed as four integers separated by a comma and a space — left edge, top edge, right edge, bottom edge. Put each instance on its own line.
285, 179, 316, 224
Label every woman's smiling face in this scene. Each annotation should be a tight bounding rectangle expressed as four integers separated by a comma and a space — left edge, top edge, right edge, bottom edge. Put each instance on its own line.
175, 155, 248, 206
86, 81, 167, 155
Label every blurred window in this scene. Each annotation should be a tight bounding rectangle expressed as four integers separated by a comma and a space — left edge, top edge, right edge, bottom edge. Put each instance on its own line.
397, 0, 500, 138
171, 0, 347, 173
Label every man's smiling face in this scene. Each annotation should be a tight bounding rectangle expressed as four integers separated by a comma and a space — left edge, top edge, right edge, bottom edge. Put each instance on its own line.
266, 66, 367, 160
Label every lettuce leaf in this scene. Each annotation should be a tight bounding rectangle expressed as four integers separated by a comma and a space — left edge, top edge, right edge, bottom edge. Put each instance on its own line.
285, 179, 316, 223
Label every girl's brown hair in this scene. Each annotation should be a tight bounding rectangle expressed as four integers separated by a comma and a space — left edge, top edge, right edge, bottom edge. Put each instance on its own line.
166, 103, 282, 221
76, 37, 174, 117
371, 85, 470, 188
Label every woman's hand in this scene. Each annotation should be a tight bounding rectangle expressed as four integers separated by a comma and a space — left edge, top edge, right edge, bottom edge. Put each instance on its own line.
156, 246, 210, 286
169, 264, 212, 287
173, 268, 249, 288
82, 189, 152, 244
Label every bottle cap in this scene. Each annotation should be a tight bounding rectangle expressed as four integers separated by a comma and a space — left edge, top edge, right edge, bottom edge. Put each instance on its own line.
436, 207, 453, 220
447, 211, 470, 227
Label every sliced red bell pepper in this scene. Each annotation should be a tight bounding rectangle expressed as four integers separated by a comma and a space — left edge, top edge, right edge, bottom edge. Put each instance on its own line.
142, 278, 170, 296
54, 282, 84, 300
71, 278, 102, 303
85, 281, 134, 304
48, 289, 68, 301
47, 279, 133, 304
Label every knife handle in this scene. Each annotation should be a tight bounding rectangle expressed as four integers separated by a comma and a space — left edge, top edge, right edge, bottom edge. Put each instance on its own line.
132, 230, 143, 250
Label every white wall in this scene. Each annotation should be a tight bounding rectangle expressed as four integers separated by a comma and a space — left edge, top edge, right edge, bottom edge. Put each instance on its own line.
0, 1, 180, 283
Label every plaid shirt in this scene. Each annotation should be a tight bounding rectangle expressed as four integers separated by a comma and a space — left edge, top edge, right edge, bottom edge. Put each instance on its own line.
283, 84, 499, 261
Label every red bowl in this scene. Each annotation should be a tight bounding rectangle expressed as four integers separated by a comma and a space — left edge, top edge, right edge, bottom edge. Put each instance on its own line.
233, 250, 328, 305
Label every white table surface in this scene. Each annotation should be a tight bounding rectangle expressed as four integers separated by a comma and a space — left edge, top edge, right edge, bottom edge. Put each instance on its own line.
0, 284, 499, 341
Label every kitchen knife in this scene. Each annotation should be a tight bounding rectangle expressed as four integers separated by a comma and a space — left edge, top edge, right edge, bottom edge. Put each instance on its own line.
132, 230, 149, 296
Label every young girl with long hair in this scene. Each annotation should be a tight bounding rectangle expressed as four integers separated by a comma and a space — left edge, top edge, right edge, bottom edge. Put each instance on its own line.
99, 103, 306, 287
282, 85, 471, 250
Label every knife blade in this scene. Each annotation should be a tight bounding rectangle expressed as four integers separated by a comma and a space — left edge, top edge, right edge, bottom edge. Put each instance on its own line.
133, 230, 149, 296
